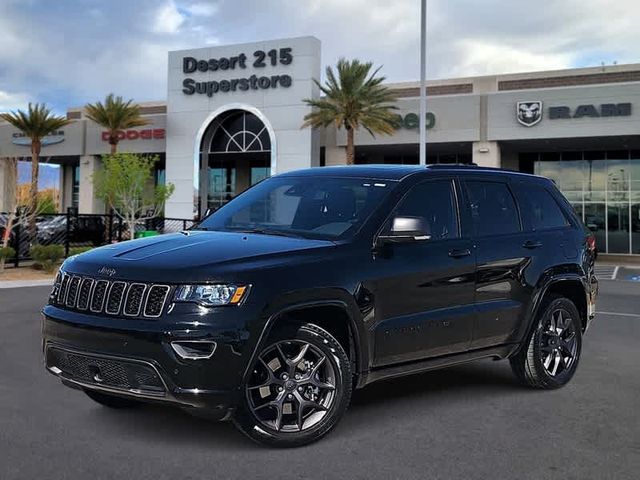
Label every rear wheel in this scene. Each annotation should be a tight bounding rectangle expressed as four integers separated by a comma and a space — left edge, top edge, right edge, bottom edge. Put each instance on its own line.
510, 295, 582, 389
84, 389, 142, 409
233, 323, 352, 447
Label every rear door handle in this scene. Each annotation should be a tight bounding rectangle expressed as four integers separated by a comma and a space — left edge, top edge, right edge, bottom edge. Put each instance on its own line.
448, 248, 472, 258
523, 240, 543, 249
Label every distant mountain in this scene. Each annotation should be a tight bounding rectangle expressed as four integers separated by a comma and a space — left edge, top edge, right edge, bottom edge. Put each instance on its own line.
17, 161, 61, 189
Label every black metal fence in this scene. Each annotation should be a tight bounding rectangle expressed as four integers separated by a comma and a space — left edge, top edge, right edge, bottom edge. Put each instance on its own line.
0, 210, 199, 267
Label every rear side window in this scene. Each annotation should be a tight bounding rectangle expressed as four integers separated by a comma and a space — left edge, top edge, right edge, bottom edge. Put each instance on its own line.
513, 184, 569, 231
465, 181, 520, 236
393, 180, 459, 240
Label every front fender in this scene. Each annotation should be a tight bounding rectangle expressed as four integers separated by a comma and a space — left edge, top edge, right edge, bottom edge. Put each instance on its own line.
242, 288, 369, 387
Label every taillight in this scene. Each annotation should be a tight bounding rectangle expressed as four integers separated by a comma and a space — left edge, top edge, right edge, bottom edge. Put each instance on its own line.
586, 235, 596, 251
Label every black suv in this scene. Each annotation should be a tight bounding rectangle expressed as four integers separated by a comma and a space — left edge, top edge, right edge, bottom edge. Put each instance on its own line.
42, 165, 598, 447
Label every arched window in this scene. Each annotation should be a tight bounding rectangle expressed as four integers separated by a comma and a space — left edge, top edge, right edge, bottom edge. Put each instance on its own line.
199, 110, 272, 212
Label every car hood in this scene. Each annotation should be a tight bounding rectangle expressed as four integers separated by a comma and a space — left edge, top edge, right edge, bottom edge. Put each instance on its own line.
64, 230, 336, 281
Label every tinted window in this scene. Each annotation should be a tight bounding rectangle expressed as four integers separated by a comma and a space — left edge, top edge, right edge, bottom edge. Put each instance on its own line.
465, 181, 520, 236
514, 184, 569, 230
198, 176, 391, 240
393, 180, 459, 240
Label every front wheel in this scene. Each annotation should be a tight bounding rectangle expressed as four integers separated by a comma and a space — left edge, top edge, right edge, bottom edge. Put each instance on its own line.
510, 295, 583, 389
233, 323, 352, 447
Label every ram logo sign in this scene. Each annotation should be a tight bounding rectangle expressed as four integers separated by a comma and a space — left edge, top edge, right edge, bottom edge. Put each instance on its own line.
516, 101, 543, 127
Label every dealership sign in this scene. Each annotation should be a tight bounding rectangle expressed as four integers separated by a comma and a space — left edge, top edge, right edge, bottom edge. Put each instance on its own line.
12, 130, 65, 146
516, 101, 543, 126
182, 47, 293, 98
393, 112, 436, 130
101, 128, 165, 141
517, 101, 632, 127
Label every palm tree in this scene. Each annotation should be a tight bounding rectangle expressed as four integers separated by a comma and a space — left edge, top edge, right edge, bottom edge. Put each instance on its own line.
302, 58, 397, 165
0, 104, 71, 235
85, 94, 150, 154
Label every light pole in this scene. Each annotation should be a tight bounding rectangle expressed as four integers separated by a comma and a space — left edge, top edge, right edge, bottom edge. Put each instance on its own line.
419, 0, 427, 165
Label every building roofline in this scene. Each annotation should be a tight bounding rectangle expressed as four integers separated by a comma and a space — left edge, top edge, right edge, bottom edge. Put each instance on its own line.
58, 62, 640, 116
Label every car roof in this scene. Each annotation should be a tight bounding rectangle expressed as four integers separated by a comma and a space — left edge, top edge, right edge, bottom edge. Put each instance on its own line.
277, 164, 545, 182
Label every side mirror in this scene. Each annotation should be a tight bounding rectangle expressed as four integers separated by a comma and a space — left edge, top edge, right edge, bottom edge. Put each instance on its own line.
378, 216, 432, 244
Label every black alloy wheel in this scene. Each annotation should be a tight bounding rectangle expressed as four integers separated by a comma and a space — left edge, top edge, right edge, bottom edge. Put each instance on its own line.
233, 323, 352, 447
539, 307, 578, 377
510, 294, 583, 389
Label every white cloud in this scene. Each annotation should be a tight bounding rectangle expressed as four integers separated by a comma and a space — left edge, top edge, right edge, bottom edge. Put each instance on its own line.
449, 40, 572, 78
184, 1, 218, 17
1, 0, 640, 112
153, 1, 185, 34
0, 90, 31, 112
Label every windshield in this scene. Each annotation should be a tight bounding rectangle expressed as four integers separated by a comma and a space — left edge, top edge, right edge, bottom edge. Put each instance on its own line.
197, 176, 392, 240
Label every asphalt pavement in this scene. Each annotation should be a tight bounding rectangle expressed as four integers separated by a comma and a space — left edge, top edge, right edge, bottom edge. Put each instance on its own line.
0, 281, 639, 480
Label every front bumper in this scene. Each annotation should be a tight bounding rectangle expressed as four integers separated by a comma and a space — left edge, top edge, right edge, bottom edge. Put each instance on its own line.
42, 305, 254, 419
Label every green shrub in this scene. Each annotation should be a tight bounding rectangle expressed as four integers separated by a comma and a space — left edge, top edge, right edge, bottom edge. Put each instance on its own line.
0, 246, 16, 260
31, 244, 65, 273
69, 246, 93, 256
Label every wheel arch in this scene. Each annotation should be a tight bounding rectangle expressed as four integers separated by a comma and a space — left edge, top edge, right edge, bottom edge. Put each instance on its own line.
530, 274, 589, 333
242, 299, 367, 388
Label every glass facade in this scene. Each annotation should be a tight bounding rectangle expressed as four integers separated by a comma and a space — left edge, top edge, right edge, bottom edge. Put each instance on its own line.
527, 151, 640, 254
72, 165, 80, 209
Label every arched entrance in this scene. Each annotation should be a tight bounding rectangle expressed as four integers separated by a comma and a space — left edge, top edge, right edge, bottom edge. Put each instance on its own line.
198, 108, 274, 214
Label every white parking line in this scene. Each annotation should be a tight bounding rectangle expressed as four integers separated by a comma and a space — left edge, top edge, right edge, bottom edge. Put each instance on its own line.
596, 311, 640, 318
612, 266, 620, 280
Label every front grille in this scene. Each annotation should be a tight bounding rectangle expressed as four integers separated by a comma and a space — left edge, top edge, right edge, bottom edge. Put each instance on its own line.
52, 272, 170, 319
66, 276, 81, 308
144, 285, 171, 317
105, 281, 126, 315
76, 278, 93, 310
124, 284, 146, 316
91, 280, 109, 313
46, 346, 165, 394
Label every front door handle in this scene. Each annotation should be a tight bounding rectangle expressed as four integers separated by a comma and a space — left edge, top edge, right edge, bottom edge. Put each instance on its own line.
523, 240, 543, 249
449, 248, 472, 258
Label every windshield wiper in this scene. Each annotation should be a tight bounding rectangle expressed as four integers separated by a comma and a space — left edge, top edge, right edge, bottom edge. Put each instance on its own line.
228, 227, 304, 238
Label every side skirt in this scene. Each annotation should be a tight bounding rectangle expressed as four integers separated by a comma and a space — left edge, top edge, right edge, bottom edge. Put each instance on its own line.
359, 344, 519, 387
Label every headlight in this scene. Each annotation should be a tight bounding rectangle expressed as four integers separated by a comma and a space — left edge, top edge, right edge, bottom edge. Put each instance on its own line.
174, 284, 249, 307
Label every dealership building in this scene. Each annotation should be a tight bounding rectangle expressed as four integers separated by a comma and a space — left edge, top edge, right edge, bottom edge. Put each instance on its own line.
1, 36, 640, 254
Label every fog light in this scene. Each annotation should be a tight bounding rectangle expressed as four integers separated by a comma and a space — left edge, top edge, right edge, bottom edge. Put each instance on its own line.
171, 340, 217, 360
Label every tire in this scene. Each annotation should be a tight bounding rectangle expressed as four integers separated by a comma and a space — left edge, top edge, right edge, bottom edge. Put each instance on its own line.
233, 323, 352, 447
510, 294, 582, 389
84, 389, 143, 409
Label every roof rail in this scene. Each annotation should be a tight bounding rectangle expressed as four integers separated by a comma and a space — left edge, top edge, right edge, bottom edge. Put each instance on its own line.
427, 163, 479, 168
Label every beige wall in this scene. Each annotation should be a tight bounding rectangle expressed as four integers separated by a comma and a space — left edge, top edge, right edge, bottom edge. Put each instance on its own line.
84, 114, 166, 155
78, 156, 104, 214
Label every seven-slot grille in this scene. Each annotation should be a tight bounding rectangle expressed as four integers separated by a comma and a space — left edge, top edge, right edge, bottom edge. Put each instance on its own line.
53, 272, 170, 318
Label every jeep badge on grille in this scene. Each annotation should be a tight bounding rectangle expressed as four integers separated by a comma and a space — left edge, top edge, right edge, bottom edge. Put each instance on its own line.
97, 266, 116, 277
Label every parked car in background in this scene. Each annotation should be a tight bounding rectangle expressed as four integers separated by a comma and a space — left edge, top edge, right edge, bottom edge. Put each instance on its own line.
36, 215, 107, 247
43, 165, 598, 447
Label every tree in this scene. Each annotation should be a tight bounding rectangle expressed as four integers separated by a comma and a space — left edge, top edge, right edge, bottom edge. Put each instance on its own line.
0, 104, 71, 235
0, 156, 58, 273
94, 153, 174, 240
302, 58, 397, 165
85, 94, 150, 154
0, 156, 18, 274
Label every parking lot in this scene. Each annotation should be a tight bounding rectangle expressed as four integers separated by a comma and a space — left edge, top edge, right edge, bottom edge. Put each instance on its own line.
1, 280, 639, 480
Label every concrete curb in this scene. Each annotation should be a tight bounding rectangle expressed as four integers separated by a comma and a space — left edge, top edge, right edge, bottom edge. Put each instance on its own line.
0, 279, 54, 289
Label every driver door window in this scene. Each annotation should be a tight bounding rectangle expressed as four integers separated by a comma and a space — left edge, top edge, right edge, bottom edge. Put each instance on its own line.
391, 179, 460, 240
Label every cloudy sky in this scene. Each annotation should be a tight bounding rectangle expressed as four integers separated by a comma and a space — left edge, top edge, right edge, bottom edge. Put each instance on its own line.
1, 0, 639, 113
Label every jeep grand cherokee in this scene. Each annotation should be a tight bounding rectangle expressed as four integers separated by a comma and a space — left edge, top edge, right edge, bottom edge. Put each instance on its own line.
42, 165, 598, 447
